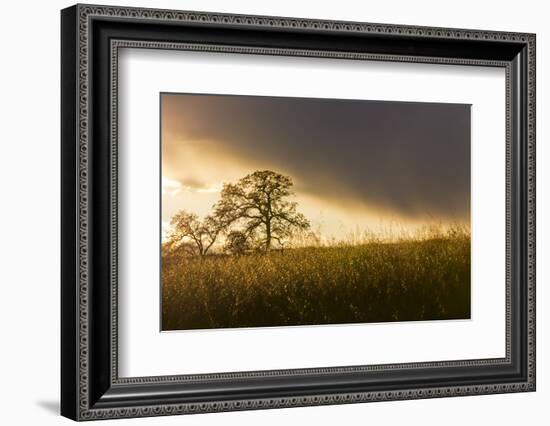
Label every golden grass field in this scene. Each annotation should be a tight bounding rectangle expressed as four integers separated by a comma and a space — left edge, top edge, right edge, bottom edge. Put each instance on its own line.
161, 227, 470, 331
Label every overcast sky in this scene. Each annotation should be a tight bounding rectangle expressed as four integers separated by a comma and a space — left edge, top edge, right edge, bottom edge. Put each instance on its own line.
161, 93, 470, 239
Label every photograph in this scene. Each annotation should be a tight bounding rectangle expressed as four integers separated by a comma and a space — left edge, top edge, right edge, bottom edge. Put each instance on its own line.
58, 4, 536, 420
160, 93, 472, 331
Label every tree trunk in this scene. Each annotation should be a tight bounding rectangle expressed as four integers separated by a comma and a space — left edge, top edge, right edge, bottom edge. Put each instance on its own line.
265, 194, 272, 251
265, 218, 271, 252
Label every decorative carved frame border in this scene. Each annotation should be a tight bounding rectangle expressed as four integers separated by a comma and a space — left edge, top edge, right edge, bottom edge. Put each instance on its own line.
109, 40, 512, 384
62, 3, 536, 421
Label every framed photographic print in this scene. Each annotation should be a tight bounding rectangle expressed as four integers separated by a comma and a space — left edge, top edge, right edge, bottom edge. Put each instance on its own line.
61, 4, 536, 421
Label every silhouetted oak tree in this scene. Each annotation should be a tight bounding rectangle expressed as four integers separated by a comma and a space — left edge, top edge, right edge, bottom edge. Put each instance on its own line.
214, 170, 310, 251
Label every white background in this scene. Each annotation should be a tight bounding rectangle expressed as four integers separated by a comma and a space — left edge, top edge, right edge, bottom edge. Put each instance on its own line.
119, 50, 505, 376
0, 0, 547, 425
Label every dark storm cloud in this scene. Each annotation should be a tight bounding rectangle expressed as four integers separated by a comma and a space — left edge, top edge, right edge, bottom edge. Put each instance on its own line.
162, 93, 470, 220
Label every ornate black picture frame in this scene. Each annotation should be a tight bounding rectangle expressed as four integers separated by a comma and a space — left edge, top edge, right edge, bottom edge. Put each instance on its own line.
61, 4, 536, 421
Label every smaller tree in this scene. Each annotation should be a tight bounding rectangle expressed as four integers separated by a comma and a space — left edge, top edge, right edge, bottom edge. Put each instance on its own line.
223, 230, 250, 256
168, 210, 221, 257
